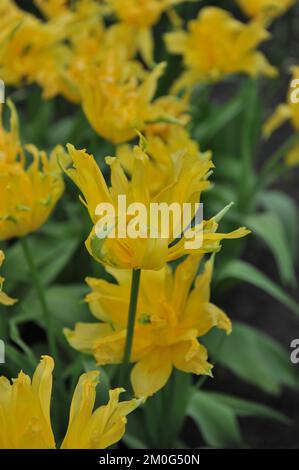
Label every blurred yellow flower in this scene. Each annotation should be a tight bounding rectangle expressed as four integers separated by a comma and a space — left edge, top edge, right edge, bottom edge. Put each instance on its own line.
65, 255, 231, 397
283, 142, 299, 166
34, 0, 69, 18
144, 93, 190, 138
0, 1, 68, 98
105, 0, 184, 64
0, 145, 65, 240
264, 66, 299, 166
0, 100, 23, 165
0, 356, 139, 448
235, 0, 296, 19
107, 0, 181, 27
165, 7, 277, 91
64, 140, 249, 270
0, 250, 17, 306
0, 99, 66, 241
0, 1, 107, 102
0, 1, 182, 104
78, 60, 177, 143
117, 126, 201, 195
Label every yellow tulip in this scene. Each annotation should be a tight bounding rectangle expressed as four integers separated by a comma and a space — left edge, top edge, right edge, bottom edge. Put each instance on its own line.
235, 0, 296, 19
106, 0, 182, 27
264, 66, 299, 166
165, 7, 277, 91
117, 126, 203, 196
0, 1, 149, 102
0, 1, 68, 98
143, 93, 190, 138
0, 145, 65, 241
34, 0, 69, 18
65, 255, 231, 397
0, 101, 66, 240
0, 250, 17, 306
0, 356, 140, 448
0, 1, 101, 102
0, 100, 23, 165
78, 59, 181, 144
64, 139, 249, 270
105, 0, 184, 64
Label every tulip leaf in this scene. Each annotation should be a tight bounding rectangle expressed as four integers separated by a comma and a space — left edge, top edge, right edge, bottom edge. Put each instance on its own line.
258, 190, 299, 259
143, 370, 193, 448
3, 231, 81, 290
245, 212, 296, 285
204, 323, 299, 394
188, 389, 290, 448
193, 96, 243, 143
188, 389, 243, 448
216, 259, 299, 316
124, 410, 149, 449
3, 344, 35, 374
207, 392, 290, 425
18, 283, 92, 331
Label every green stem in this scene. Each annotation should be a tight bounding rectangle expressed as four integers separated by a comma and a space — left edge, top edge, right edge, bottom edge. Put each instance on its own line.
237, 78, 259, 213
20, 237, 57, 360
119, 269, 141, 388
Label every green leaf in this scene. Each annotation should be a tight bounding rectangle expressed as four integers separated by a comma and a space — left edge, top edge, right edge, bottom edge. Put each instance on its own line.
9, 310, 37, 367
3, 230, 81, 289
258, 190, 299, 259
216, 260, 299, 316
123, 433, 148, 450
206, 392, 290, 425
143, 370, 192, 448
3, 344, 35, 373
124, 410, 149, 449
193, 98, 243, 143
188, 389, 290, 448
245, 212, 296, 285
238, 78, 261, 210
188, 389, 243, 448
205, 323, 299, 395
19, 283, 92, 330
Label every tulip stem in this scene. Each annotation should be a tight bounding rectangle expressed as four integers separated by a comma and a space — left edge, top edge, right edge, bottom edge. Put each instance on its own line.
119, 269, 141, 389
20, 237, 57, 361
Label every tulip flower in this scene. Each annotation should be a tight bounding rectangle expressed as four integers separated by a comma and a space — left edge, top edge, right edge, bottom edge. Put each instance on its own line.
65, 255, 231, 397
0, 250, 17, 306
0, 356, 140, 448
165, 7, 277, 91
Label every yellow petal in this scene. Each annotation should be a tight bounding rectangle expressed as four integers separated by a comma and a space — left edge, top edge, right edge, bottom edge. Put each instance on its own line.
131, 348, 172, 397
172, 341, 213, 376
0, 290, 17, 306
263, 104, 291, 138
137, 27, 154, 66
64, 323, 114, 355
86, 388, 140, 448
61, 371, 99, 449
171, 255, 202, 316
31, 355, 54, 429
285, 141, 299, 167
65, 144, 113, 221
